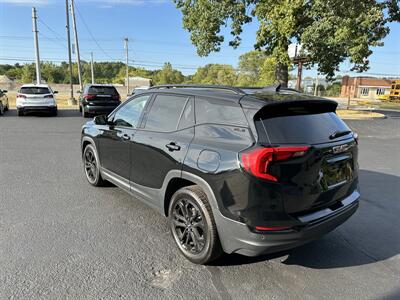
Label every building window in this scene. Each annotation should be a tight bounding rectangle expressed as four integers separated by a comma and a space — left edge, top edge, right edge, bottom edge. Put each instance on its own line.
360, 88, 369, 96
376, 88, 385, 95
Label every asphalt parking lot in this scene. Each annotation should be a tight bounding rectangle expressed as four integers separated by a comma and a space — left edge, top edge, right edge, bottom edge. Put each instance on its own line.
1, 109, 399, 299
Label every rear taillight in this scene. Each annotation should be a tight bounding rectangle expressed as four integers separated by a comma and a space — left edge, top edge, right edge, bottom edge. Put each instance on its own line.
84, 94, 96, 100
17, 93, 26, 99
44, 94, 53, 98
113, 94, 120, 100
240, 146, 309, 182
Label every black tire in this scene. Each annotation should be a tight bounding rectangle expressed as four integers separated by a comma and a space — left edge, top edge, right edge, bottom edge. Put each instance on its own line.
0, 103, 3, 115
52, 108, 58, 117
4, 103, 8, 111
83, 144, 106, 187
79, 105, 82, 112
17, 109, 24, 116
168, 185, 223, 264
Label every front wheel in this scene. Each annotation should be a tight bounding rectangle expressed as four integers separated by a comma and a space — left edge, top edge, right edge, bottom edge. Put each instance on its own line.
83, 144, 106, 187
168, 185, 223, 264
17, 109, 24, 116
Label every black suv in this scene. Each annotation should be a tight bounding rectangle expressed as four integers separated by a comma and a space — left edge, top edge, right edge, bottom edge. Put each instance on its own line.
79, 84, 121, 118
81, 84, 360, 264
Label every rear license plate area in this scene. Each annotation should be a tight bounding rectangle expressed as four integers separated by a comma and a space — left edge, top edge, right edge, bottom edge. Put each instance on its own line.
322, 154, 354, 189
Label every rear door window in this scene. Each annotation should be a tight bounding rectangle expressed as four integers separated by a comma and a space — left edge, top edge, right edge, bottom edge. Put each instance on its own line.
259, 112, 351, 144
19, 87, 51, 94
144, 94, 188, 132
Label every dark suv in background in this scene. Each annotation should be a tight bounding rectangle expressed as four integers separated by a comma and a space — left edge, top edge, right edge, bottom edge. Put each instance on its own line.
79, 84, 121, 118
81, 84, 360, 264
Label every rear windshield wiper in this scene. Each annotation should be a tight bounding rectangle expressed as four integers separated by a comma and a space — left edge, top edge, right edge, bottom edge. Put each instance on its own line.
329, 130, 352, 140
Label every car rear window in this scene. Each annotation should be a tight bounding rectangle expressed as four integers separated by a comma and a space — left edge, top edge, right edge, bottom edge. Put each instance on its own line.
19, 87, 50, 94
258, 112, 351, 144
88, 86, 118, 95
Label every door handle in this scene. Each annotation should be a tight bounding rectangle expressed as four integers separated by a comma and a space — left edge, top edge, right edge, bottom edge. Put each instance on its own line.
166, 142, 181, 151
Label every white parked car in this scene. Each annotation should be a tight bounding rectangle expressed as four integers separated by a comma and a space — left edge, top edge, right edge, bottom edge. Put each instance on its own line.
16, 84, 58, 116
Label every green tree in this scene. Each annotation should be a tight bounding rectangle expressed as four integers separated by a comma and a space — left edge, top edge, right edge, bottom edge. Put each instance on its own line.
174, 0, 399, 86
153, 62, 185, 84
192, 64, 237, 85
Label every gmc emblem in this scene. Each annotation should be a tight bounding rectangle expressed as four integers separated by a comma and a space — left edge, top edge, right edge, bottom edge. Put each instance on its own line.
332, 144, 350, 154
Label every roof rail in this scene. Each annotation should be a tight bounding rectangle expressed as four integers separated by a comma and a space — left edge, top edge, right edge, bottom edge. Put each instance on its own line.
148, 84, 246, 95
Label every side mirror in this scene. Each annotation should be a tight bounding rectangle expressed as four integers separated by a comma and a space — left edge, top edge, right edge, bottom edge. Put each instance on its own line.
53, 91, 58, 94
2, 90, 7, 93
94, 115, 111, 125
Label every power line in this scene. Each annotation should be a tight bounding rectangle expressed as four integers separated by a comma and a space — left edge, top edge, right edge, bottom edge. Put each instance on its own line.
73, 4, 116, 61
37, 16, 67, 47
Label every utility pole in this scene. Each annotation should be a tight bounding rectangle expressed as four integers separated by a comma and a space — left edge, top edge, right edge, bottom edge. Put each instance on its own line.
90, 52, 94, 84
70, 0, 83, 92
124, 38, 129, 96
65, 0, 76, 105
32, 7, 41, 85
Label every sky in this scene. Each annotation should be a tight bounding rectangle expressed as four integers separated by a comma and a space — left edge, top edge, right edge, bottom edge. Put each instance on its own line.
0, 0, 399, 78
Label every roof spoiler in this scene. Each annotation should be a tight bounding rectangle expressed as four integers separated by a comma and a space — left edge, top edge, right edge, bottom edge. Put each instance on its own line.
254, 99, 338, 119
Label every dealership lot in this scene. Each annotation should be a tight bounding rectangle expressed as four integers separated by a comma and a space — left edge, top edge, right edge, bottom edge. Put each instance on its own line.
1, 110, 399, 299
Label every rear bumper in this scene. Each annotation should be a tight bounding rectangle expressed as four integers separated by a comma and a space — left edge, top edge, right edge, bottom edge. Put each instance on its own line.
216, 190, 360, 256
18, 106, 57, 113
84, 105, 118, 115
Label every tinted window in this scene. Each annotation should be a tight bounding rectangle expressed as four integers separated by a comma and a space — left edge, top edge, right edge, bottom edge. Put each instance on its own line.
19, 87, 51, 94
196, 98, 247, 126
88, 86, 118, 95
113, 95, 150, 128
178, 98, 195, 129
260, 112, 351, 144
144, 94, 188, 132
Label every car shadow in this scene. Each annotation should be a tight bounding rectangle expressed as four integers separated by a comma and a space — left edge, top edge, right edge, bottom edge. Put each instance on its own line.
211, 169, 400, 269
3, 109, 81, 118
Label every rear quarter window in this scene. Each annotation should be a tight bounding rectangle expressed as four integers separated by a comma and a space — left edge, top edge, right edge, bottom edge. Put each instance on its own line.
195, 97, 247, 126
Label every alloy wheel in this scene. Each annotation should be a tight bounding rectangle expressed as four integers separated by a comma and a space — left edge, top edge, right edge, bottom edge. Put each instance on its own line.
84, 148, 98, 183
171, 198, 207, 255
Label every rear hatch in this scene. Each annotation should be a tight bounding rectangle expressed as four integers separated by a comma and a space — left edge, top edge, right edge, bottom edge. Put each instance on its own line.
19, 86, 53, 104
86, 86, 120, 106
251, 99, 358, 215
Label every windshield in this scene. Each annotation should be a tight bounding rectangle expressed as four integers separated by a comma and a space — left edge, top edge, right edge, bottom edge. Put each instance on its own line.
19, 87, 51, 95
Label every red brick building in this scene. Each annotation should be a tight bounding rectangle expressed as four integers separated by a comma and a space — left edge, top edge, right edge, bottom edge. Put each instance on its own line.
341, 76, 393, 100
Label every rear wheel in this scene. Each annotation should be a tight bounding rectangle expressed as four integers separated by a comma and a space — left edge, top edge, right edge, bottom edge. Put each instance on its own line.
168, 185, 223, 264
83, 144, 106, 187
0, 103, 3, 115
79, 105, 82, 112
17, 109, 24, 116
